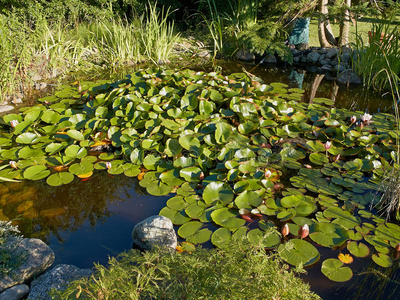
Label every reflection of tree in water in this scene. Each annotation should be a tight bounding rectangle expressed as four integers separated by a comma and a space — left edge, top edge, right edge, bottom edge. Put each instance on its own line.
0, 171, 147, 244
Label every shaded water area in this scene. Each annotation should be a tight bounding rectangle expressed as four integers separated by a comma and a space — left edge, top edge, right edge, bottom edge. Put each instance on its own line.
2, 61, 400, 299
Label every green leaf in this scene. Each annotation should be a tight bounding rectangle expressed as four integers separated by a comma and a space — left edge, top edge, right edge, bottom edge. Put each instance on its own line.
16, 133, 39, 144
203, 181, 234, 205
279, 239, 320, 267
46, 172, 75, 186
321, 259, 353, 282
23, 165, 50, 180
67, 130, 85, 141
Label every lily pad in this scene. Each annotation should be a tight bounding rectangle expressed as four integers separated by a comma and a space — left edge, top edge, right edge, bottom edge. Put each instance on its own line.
321, 258, 353, 282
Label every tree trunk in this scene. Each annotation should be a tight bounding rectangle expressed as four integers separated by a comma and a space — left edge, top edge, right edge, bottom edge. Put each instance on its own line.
318, 0, 335, 47
339, 0, 351, 46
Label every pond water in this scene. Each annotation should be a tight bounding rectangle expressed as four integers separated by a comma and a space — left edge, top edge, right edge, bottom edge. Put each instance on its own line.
1, 62, 400, 299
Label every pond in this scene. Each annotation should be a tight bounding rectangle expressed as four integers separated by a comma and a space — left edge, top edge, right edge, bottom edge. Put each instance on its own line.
1, 62, 399, 299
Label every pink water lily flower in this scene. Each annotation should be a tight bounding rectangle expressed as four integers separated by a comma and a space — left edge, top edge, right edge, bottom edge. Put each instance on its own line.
10, 120, 19, 128
105, 162, 112, 169
361, 113, 373, 124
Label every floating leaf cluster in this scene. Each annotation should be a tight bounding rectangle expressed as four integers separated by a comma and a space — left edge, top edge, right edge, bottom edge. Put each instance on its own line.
1, 68, 400, 282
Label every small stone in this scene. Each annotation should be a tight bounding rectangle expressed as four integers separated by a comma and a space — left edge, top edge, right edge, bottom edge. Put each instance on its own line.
295, 43, 309, 51
320, 59, 331, 66
326, 47, 339, 59
334, 64, 346, 72
11, 98, 23, 105
197, 50, 210, 58
293, 57, 300, 63
300, 56, 307, 63
29, 264, 93, 300
306, 51, 321, 64
340, 52, 351, 63
262, 55, 277, 64
318, 54, 326, 62
0, 105, 14, 114
321, 64, 333, 72
0, 284, 29, 300
34, 82, 47, 90
337, 70, 362, 85
132, 215, 177, 252
236, 49, 255, 61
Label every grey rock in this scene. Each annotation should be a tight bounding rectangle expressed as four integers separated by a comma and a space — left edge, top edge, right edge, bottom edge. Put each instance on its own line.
341, 46, 352, 54
300, 56, 307, 63
0, 105, 14, 114
334, 64, 346, 72
318, 54, 326, 62
326, 47, 339, 59
34, 82, 48, 90
0, 238, 54, 293
306, 51, 321, 64
197, 50, 210, 58
0, 284, 29, 300
295, 43, 309, 51
337, 70, 362, 85
320, 48, 328, 54
321, 64, 333, 72
11, 98, 23, 105
132, 215, 177, 252
320, 59, 331, 66
340, 52, 352, 63
263, 55, 277, 64
236, 49, 255, 61
293, 56, 300, 63
29, 264, 93, 300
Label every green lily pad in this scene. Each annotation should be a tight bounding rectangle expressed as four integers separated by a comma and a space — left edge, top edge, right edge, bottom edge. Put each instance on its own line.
23, 165, 50, 180
203, 181, 234, 205
211, 207, 246, 229
347, 241, 370, 258
321, 258, 353, 282
279, 239, 320, 267
46, 172, 75, 186
372, 253, 393, 268
310, 223, 349, 248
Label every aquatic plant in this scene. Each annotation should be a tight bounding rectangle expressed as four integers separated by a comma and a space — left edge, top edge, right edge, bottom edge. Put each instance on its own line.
1, 68, 400, 282
57, 237, 320, 300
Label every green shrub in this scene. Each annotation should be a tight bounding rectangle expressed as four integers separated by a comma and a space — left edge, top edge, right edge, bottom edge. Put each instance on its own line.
58, 238, 320, 300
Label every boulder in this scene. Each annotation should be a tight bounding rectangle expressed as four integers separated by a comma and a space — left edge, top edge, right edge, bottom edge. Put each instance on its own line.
321, 64, 333, 72
29, 264, 93, 300
132, 215, 177, 252
0, 238, 54, 293
0, 284, 29, 300
337, 70, 362, 85
306, 51, 320, 64
236, 49, 255, 62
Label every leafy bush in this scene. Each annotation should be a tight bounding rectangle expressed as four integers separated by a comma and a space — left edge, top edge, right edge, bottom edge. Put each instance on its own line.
58, 237, 320, 299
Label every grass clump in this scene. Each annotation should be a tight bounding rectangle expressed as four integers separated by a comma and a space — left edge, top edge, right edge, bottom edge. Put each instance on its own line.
58, 238, 320, 300
0, 221, 25, 276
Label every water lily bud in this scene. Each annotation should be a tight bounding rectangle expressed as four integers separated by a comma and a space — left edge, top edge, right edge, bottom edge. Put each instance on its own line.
324, 141, 332, 150
304, 164, 312, 169
78, 84, 82, 92
9, 161, 17, 169
396, 243, 400, 252
10, 120, 19, 128
298, 224, 309, 239
313, 130, 319, 137
334, 154, 341, 162
239, 208, 250, 215
281, 224, 289, 237
199, 172, 205, 181
350, 115, 357, 124
359, 122, 364, 131
251, 208, 261, 216
265, 170, 272, 178
105, 162, 112, 169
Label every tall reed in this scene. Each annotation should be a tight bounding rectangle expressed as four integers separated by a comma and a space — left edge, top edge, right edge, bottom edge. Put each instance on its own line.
139, 3, 180, 65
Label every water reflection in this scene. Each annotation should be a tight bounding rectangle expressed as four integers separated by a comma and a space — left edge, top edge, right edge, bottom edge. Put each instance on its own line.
216, 61, 395, 114
0, 172, 169, 267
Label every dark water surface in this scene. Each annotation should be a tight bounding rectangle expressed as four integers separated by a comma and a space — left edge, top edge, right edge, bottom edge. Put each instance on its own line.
2, 62, 400, 299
